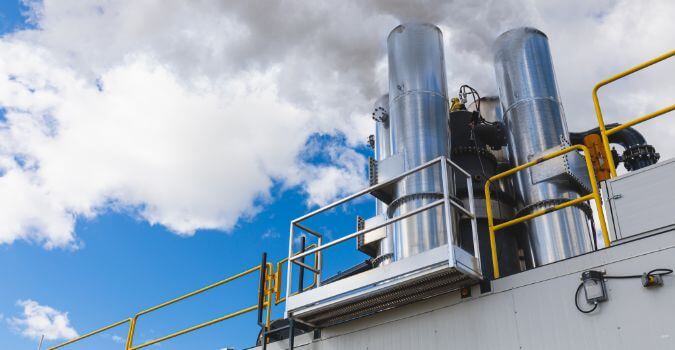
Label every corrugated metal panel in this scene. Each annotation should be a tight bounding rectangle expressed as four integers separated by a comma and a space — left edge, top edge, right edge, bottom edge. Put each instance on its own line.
605, 158, 675, 240
255, 230, 675, 350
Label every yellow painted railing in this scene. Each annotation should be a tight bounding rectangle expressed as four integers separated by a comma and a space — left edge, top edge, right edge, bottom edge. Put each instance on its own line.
593, 49, 675, 177
125, 263, 270, 350
274, 245, 319, 305
47, 318, 132, 350
47, 246, 319, 350
484, 145, 610, 278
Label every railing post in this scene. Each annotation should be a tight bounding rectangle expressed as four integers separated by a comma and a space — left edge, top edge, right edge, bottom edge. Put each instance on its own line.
125, 316, 137, 350
285, 223, 294, 318
577, 145, 611, 248
298, 236, 306, 293
440, 157, 456, 265
465, 163, 481, 275
257, 253, 268, 327
592, 49, 675, 178
484, 179, 499, 279
316, 236, 323, 287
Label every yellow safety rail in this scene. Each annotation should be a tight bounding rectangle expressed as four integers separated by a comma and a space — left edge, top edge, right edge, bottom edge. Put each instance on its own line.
593, 49, 675, 177
48, 318, 131, 350
47, 246, 319, 350
125, 263, 271, 350
484, 145, 610, 278
47, 263, 270, 350
274, 244, 319, 305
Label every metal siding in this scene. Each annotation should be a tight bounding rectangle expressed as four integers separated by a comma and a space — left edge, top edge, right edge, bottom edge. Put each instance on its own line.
256, 230, 675, 350
606, 158, 675, 240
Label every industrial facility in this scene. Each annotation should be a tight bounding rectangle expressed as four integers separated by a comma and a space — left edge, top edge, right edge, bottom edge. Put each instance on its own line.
49, 23, 674, 350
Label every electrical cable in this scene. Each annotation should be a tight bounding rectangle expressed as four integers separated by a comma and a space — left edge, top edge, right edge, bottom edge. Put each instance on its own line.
604, 269, 673, 279
575, 268, 672, 314
574, 282, 598, 314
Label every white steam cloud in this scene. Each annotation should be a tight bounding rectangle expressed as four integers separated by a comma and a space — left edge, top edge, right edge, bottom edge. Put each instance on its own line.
0, 0, 672, 248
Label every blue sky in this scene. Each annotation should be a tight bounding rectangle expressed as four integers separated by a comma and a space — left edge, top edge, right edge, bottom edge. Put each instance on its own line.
0, 3, 374, 349
1, 1, 674, 349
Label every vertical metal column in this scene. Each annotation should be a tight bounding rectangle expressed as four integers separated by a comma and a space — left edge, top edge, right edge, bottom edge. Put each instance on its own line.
387, 23, 456, 261
493, 27, 593, 266
257, 253, 268, 349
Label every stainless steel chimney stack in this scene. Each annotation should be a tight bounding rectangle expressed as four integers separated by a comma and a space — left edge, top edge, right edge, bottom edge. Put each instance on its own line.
387, 23, 455, 261
493, 28, 593, 266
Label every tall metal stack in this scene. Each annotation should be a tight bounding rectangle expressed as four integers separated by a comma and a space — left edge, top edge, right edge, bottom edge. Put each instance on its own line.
387, 23, 455, 261
493, 28, 594, 266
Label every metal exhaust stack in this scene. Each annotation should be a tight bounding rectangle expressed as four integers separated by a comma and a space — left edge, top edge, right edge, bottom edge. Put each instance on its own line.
387, 23, 455, 260
285, 23, 482, 327
493, 28, 593, 266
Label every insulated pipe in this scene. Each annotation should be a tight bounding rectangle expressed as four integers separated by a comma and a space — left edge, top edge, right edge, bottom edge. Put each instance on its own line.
387, 23, 455, 261
570, 123, 646, 146
493, 28, 593, 267
570, 123, 659, 171
373, 94, 394, 266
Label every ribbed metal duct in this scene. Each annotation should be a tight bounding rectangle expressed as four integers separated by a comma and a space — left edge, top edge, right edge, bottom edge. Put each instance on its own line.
387, 23, 455, 261
493, 28, 593, 266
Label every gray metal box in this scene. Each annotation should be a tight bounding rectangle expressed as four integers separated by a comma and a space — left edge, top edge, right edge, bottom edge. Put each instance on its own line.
603, 157, 675, 241
529, 143, 592, 193
357, 215, 388, 257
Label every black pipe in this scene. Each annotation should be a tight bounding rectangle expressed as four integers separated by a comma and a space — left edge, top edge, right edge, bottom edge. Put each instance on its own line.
257, 252, 268, 349
298, 236, 306, 293
257, 252, 267, 327
289, 318, 295, 349
569, 123, 645, 146
570, 123, 659, 171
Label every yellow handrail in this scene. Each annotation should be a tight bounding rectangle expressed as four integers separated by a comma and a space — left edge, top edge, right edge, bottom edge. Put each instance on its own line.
47, 318, 131, 350
484, 144, 610, 278
592, 49, 675, 177
48, 244, 320, 350
274, 243, 319, 305
126, 263, 270, 350
47, 263, 271, 350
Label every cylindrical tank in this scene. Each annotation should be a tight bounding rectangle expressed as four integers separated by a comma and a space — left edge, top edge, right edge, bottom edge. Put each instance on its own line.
387, 23, 455, 260
373, 94, 394, 266
493, 27, 593, 266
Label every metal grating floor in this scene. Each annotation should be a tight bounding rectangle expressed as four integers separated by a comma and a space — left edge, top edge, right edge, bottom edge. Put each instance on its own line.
297, 267, 474, 326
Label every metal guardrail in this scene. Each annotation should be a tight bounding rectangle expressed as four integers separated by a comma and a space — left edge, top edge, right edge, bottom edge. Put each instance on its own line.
274, 244, 319, 305
285, 156, 480, 306
592, 49, 675, 178
126, 263, 270, 350
484, 145, 610, 279
48, 262, 270, 350
48, 246, 319, 350
47, 318, 132, 350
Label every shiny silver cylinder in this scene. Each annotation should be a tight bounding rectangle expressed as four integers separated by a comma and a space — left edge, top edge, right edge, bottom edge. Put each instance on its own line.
373, 94, 394, 266
493, 28, 593, 266
387, 23, 454, 260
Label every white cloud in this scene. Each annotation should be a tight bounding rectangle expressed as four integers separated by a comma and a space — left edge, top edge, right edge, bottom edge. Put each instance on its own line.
297, 143, 368, 207
0, 0, 672, 248
8, 300, 78, 341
